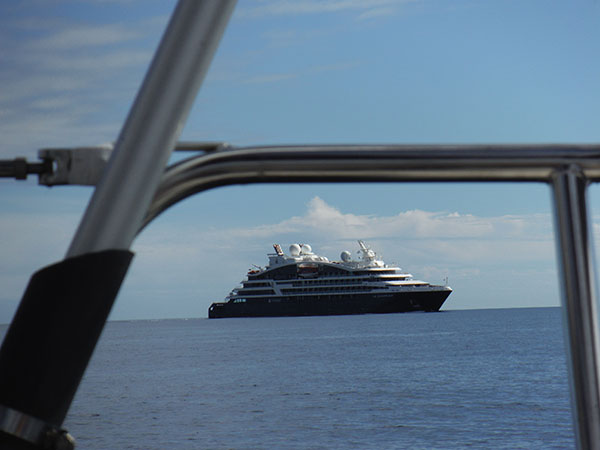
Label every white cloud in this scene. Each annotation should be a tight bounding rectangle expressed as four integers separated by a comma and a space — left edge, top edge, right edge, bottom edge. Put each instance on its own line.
0, 15, 162, 157
309, 61, 362, 74
26, 24, 142, 51
238, 60, 362, 85
35, 50, 152, 73
242, 73, 297, 84
135, 197, 551, 268
116, 195, 560, 316
0, 193, 566, 322
239, 0, 415, 18
357, 6, 398, 20
215, 196, 552, 243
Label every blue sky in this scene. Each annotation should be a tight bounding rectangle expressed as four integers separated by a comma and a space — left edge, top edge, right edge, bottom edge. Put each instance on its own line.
1, 0, 600, 322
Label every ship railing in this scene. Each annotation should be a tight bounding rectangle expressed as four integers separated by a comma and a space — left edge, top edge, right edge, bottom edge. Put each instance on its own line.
0, 0, 599, 449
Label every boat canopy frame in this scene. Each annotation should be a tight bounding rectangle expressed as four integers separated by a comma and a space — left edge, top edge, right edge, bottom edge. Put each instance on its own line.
1, 0, 600, 448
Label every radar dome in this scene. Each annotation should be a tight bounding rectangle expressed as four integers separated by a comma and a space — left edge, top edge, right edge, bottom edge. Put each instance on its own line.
289, 244, 301, 256
301, 244, 312, 254
341, 250, 352, 262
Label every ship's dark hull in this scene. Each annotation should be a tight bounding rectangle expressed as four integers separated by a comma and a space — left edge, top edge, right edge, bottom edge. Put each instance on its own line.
208, 288, 451, 318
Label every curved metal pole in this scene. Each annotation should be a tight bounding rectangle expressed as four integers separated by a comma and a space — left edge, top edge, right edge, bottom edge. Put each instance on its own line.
552, 166, 600, 450
142, 143, 600, 228
67, 0, 237, 257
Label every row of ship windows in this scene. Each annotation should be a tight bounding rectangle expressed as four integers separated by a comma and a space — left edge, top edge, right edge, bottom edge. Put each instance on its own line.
232, 293, 401, 304
234, 298, 283, 303
354, 271, 396, 275
286, 278, 407, 287
237, 283, 426, 297
250, 272, 399, 281
281, 286, 390, 293
236, 289, 275, 296
243, 279, 409, 289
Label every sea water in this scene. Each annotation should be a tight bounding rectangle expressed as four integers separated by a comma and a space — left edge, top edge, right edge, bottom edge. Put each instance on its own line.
3, 308, 576, 448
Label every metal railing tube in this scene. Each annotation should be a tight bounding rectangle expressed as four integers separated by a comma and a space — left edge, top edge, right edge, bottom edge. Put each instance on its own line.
552, 166, 600, 450
141, 144, 600, 228
67, 0, 237, 257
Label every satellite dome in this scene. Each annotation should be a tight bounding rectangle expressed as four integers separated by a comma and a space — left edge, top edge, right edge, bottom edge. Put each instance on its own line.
289, 244, 301, 256
341, 250, 352, 262
301, 244, 312, 254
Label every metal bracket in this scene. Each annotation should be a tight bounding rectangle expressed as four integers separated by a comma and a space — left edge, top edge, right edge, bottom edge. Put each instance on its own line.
38, 146, 114, 187
0, 142, 227, 187
0, 405, 75, 449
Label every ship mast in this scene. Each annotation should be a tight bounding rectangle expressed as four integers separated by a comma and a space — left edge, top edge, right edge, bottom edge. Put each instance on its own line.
358, 240, 376, 262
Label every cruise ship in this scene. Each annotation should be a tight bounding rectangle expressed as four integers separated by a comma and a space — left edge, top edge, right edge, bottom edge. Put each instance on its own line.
208, 241, 452, 318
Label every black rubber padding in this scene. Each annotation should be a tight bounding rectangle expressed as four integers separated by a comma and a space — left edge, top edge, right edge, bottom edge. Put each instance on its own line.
0, 250, 134, 430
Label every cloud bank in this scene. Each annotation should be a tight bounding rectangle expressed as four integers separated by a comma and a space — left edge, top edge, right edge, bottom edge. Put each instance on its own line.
0, 190, 562, 323
238, 0, 415, 19
0, 13, 166, 158
115, 196, 559, 319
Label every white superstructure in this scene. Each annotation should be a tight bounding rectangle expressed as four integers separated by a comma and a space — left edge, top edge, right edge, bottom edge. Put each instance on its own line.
227, 241, 442, 302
